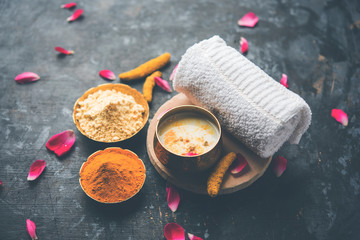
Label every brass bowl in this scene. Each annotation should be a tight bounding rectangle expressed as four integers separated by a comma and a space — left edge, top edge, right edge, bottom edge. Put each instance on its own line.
79, 147, 146, 204
73, 83, 149, 143
155, 105, 222, 172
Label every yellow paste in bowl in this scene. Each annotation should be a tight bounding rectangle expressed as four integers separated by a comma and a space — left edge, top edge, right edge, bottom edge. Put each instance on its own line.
158, 113, 219, 156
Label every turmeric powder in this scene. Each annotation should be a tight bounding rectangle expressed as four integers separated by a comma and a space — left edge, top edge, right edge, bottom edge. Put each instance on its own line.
207, 152, 236, 197
119, 53, 171, 81
79, 148, 146, 203
143, 71, 162, 102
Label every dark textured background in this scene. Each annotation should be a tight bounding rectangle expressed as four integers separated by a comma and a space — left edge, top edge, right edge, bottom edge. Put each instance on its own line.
1, 0, 359, 239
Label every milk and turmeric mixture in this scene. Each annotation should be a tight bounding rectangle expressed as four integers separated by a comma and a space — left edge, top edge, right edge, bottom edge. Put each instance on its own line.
158, 113, 219, 156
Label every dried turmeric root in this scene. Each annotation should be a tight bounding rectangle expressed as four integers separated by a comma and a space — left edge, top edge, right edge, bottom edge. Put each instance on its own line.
207, 152, 236, 197
143, 71, 162, 102
119, 53, 171, 81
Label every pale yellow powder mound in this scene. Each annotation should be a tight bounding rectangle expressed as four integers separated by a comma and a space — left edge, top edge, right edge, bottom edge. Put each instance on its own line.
75, 89, 145, 142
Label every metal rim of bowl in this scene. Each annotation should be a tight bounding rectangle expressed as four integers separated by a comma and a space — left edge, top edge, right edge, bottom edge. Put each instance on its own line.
72, 83, 149, 143
155, 105, 222, 158
79, 147, 146, 204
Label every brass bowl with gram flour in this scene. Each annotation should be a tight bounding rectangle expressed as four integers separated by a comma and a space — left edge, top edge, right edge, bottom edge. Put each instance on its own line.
73, 83, 149, 143
155, 105, 222, 172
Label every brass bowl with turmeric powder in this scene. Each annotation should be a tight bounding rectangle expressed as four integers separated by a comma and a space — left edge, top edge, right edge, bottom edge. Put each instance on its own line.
79, 147, 146, 204
73, 83, 149, 143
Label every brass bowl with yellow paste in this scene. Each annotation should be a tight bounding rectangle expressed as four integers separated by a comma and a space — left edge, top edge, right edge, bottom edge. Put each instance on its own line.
155, 105, 222, 172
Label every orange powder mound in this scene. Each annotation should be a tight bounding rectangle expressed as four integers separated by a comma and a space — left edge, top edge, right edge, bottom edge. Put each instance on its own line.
80, 148, 146, 203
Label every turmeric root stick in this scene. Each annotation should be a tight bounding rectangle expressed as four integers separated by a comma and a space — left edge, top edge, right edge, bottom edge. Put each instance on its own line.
143, 71, 162, 102
119, 53, 171, 81
207, 152, 237, 197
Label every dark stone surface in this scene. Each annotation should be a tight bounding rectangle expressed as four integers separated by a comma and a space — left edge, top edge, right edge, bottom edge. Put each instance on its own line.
0, 0, 359, 239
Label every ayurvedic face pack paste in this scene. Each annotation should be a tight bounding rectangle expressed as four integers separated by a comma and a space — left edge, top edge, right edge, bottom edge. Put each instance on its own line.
158, 112, 220, 156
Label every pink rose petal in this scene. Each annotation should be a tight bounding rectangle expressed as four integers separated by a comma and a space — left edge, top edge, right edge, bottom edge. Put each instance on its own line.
15, 72, 40, 84
166, 182, 180, 212
240, 37, 248, 53
67, 9, 83, 22
0, 180, 3, 186
188, 233, 204, 240
229, 153, 248, 174
46, 130, 76, 157
183, 152, 198, 156
164, 223, 185, 240
99, 69, 116, 81
238, 12, 259, 27
27, 160, 46, 181
61, 2, 76, 9
169, 64, 178, 81
272, 156, 287, 177
280, 74, 289, 88
331, 109, 348, 126
154, 76, 172, 92
26, 219, 38, 240
55, 46, 74, 55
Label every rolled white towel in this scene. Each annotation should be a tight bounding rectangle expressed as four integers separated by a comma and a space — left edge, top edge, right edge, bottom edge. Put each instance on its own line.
173, 36, 311, 158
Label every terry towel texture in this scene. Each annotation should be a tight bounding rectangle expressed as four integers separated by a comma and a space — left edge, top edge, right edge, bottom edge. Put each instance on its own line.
173, 36, 311, 158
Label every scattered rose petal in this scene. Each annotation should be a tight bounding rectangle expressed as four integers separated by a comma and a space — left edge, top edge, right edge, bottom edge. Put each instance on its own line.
280, 74, 288, 88
26, 219, 38, 240
46, 130, 76, 157
27, 160, 46, 181
229, 153, 248, 174
154, 76, 172, 92
61, 2, 76, 9
331, 109, 348, 126
0, 180, 3, 186
164, 223, 185, 240
157, 108, 172, 120
169, 64, 178, 81
240, 37, 248, 53
55, 46, 74, 55
99, 69, 116, 81
238, 12, 259, 27
166, 182, 180, 212
15, 72, 40, 84
188, 233, 204, 240
67, 9, 83, 22
183, 152, 198, 156
272, 156, 287, 177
